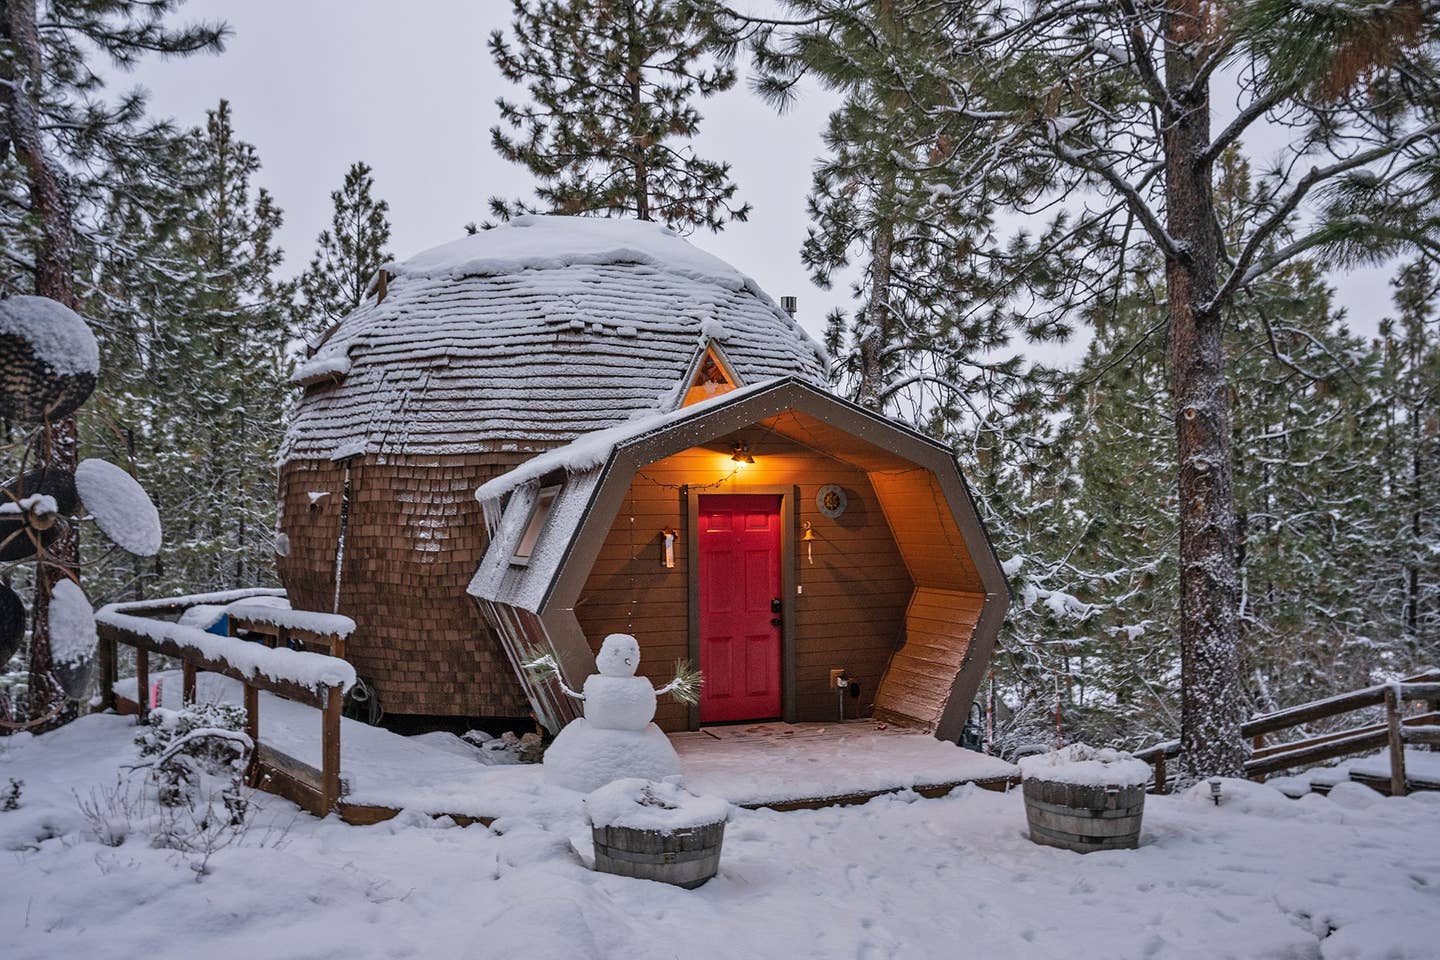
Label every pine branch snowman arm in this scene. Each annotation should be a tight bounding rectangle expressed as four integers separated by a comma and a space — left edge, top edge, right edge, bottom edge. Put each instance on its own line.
519, 643, 584, 701
655, 659, 703, 705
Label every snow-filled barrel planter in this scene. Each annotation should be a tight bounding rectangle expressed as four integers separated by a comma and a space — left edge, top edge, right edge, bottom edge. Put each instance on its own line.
584, 779, 729, 889
1019, 744, 1150, 853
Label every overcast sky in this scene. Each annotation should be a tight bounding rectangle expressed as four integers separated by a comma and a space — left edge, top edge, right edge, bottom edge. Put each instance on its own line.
125, 0, 1399, 360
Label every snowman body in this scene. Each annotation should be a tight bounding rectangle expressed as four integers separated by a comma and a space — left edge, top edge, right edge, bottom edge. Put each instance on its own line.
581, 674, 657, 731
542, 633, 682, 792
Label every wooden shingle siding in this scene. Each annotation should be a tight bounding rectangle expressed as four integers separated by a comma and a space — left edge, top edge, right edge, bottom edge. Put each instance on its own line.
278, 453, 531, 719
573, 431, 913, 733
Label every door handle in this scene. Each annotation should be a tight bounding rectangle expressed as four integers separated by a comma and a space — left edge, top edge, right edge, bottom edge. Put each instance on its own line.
770, 618, 782, 627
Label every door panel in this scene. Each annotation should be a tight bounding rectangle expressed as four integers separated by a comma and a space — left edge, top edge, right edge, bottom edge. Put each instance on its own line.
698, 494, 782, 722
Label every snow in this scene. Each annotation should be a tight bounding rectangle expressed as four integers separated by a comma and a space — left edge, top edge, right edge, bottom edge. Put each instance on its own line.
389, 215, 748, 288
1019, 743, 1152, 787
1351, 748, 1440, 787
584, 778, 729, 833
474, 378, 781, 502
47, 579, 96, 665
0, 492, 58, 517
110, 587, 287, 610
74, 458, 161, 556
6, 710, 1440, 960
674, 722, 1017, 806
175, 604, 228, 631
0, 295, 99, 376
93, 607, 356, 692
281, 218, 826, 464
545, 721, 681, 792
289, 353, 351, 384
223, 600, 356, 638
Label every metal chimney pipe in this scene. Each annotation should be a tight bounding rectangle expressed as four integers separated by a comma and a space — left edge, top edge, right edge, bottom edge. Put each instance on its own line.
780, 295, 797, 317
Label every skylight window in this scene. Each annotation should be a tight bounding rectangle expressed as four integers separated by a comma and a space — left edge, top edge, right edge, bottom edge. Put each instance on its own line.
511, 485, 559, 566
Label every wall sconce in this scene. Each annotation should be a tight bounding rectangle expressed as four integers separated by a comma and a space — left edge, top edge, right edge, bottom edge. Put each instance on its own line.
661, 527, 677, 568
730, 442, 755, 466
801, 521, 816, 565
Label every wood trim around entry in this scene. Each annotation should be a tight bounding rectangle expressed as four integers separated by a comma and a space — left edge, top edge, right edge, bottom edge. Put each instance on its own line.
685, 484, 797, 731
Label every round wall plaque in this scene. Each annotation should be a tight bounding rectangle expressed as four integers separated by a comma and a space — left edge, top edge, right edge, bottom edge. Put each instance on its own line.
816, 484, 848, 519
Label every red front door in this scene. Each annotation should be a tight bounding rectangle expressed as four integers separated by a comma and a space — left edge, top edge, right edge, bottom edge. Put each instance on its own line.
698, 494, 783, 723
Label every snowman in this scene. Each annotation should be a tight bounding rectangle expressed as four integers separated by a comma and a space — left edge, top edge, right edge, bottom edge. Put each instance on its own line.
535, 633, 700, 793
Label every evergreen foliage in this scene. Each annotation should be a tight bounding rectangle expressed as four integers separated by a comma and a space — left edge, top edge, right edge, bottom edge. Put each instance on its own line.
744, 0, 1440, 776
0, 0, 226, 716
294, 162, 391, 345
82, 101, 290, 600
487, 0, 749, 232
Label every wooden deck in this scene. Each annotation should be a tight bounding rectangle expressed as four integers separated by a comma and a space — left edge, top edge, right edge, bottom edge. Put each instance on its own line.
115, 673, 1018, 824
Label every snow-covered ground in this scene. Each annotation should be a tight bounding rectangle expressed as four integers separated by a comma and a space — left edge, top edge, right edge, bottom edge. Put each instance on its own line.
4, 714, 1439, 959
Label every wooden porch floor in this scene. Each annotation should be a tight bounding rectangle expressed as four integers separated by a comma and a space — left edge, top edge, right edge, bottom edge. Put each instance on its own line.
115, 673, 1018, 824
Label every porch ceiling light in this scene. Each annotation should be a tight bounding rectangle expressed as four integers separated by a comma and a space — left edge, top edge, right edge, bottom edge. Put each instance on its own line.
730, 442, 755, 465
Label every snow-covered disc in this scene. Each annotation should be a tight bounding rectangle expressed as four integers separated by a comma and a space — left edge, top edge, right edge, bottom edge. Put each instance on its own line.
0, 296, 99, 422
75, 459, 162, 556
48, 578, 97, 699
0, 581, 24, 666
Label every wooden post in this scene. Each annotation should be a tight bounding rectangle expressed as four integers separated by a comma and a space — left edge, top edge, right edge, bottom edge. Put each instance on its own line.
1385, 686, 1406, 797
1251, 733, 1264, 751
182, 661, 197, 706
135, 648, 150, 718
244, 682, 259, 750
98, 635, 116, 711
321, 684, 342, 813
1153, 751, 1167, 795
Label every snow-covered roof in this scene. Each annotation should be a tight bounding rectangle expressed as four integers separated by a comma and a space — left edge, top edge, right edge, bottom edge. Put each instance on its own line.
281, 216, 827, 462
473, 378, 779, 503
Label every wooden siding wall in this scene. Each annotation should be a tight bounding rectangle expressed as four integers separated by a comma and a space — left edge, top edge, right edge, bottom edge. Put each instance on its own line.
573, 430, 913, 732
278, 453, 531, 719
872, 588, 986, 728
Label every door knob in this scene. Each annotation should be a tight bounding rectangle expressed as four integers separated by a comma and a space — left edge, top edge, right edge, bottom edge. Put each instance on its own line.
770, 617, 782, 627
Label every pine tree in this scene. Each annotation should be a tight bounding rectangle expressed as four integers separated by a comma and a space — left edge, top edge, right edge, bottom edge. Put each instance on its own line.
488, 0, 748, 232
751, 0, 1440, 777
1378, 260, 1440, 653
295, 162, 392, 344
84, 101, 289, 600
0, 0, 224, 718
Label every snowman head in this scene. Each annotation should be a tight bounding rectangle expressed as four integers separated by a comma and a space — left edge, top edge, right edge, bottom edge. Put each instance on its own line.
596, 633, 641, 677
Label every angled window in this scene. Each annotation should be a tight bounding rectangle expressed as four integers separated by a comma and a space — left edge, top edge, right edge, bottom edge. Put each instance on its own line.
681, 341, 742, 408
511, 485, 560, 566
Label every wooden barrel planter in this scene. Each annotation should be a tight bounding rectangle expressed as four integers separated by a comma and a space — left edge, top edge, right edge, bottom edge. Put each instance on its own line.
1019, 745, 1150, 853
584, 779, 729, 889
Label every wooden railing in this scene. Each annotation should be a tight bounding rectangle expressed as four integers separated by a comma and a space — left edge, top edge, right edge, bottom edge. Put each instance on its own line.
1136, 670, 1440, 795
95, 592, 356, 816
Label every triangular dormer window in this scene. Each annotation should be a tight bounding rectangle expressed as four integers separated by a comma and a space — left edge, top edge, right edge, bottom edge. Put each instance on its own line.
680, 341, 742, 408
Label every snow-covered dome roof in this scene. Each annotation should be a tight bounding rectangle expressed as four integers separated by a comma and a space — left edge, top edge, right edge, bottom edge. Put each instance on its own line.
282, 216, 828, 462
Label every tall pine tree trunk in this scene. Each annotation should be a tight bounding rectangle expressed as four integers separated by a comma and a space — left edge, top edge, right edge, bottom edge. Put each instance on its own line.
626, 1, 650, 222
1163, 4, 1245, 778
5, 0, 80, 717
856, 165, 898, 410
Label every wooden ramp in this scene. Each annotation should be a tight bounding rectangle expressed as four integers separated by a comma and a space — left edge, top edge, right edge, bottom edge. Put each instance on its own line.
116, 674, 1018, 823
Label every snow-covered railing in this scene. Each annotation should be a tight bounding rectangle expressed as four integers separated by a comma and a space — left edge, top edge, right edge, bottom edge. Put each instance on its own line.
95, 591, 356, 815
1135, 669, 1440, 795
225, 601, 356, 660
